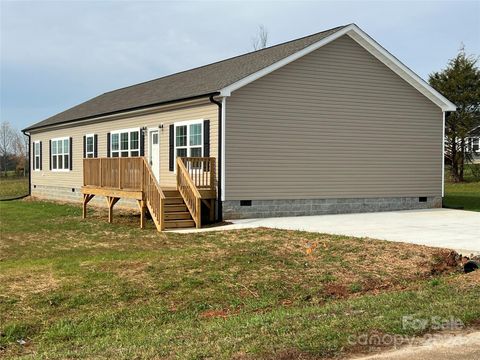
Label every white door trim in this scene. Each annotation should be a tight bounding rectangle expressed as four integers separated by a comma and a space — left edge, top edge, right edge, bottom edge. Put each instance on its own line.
147, 128, 160, 182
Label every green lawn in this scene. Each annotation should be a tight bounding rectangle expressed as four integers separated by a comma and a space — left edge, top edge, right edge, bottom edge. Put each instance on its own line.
444, 181, 480, 211
1, 200, 479, 359
0, 177, 29, 200
444, 165, 480, 211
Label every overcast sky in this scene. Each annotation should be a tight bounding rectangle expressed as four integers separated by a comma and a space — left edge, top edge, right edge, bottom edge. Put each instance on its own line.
1, 0, 479, 130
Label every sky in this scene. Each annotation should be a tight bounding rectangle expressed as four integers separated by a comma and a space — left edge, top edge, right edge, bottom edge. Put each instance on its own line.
1, 0, 479, 131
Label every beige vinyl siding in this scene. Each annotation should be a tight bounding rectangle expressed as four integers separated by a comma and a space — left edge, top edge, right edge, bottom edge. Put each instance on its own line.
31, 100, 218, 189
225, 35, 443, 200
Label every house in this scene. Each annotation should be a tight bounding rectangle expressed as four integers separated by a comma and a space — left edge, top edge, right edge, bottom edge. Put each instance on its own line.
22, 24, 456, 230
467, 127, 480, 164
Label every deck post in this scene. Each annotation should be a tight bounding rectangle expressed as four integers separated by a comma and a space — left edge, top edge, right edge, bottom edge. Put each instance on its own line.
100, 158, 103, 187
106, 196, 119, 223
118, 158, 122, 189
83, 194, 87, 219
210, 199, 215, 222
82, 194, 95, 219
195, 197, 201, 229
137, 199, 146, 229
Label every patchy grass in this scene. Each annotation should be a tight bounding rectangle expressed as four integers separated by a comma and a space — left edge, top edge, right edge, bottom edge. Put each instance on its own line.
1, 200, 479, 359
0, 177, 29, 200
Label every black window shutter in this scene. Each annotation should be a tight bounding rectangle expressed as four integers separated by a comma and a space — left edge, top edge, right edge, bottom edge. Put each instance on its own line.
32, 141, 36, 170
94, 134, 98, 158
83, 136, 86, 158
169, 124, 174, 171
203, 119, 210, 157
106, 133, 110, 157
140, 129, 145, 156
69, 137, 73, 170
48, 140, 52, 170
39, 141, 43, 170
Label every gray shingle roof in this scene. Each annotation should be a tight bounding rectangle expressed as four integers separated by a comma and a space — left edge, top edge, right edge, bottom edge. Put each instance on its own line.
24, 25, 347, 131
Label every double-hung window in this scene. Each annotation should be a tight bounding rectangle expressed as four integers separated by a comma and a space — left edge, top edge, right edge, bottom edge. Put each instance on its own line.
111, 128, 140, 157
85, 134, 95, 158
33, 141, 41, 170
473, 137, 479, 152
51, 137, 70, 171
175, 121, 203, 159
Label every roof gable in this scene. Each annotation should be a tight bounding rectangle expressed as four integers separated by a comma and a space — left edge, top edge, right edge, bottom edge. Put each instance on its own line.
220, 24, 456, 112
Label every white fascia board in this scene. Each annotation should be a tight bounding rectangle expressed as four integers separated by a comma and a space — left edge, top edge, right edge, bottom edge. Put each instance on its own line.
220, 24, 456, 112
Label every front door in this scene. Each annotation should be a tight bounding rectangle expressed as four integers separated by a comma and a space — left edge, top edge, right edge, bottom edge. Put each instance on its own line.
149, 130, 160, 182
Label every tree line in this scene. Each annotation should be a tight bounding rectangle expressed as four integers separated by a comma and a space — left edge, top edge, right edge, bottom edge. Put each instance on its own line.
0, 121, 28, 177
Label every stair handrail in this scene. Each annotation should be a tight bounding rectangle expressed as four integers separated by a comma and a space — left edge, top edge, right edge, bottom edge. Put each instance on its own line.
142, 158, 165, 231
176, 157, 202, 228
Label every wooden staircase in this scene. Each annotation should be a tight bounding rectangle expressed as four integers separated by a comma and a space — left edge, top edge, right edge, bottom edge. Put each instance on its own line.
163, 189, 195, 229
82, 156, 216, 231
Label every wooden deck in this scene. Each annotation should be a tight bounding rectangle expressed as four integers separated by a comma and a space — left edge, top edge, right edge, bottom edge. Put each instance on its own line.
82, 157, 216, 231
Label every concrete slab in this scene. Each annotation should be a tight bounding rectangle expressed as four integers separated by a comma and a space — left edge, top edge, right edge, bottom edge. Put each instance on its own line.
173, 209, 480, 254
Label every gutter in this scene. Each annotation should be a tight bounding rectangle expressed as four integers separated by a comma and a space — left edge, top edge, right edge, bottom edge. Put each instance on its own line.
23, 92, 220, 133
209, 95, 223, 222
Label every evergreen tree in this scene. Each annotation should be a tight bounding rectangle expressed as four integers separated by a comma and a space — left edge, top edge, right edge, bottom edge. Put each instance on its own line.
429, 47, 480, 182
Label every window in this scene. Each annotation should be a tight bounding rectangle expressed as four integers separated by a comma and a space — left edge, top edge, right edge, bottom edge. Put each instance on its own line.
51, 137, 70, 171
33, 141, 41, 170
111, 128, 140, 157
473, 138, 479, 152
174, 121, 203, 160
85, 134, 95, 158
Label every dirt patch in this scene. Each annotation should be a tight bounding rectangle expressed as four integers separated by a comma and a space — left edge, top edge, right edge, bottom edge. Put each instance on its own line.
199, 308, 238, 319
323, 283, 348, 298
1, 266, 59, 297
429, 250, 464, 275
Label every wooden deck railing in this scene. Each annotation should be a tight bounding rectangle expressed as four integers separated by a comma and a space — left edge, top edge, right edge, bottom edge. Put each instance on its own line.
176, 158, 202, 228
176, 157, 216, 229
83, 157, 144, 189
179, 157, 216, 190
142, 158, 165, 231
83, 157, 165, 231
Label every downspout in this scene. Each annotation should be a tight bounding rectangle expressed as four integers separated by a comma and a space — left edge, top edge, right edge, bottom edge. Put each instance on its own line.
209, 94, 223, 221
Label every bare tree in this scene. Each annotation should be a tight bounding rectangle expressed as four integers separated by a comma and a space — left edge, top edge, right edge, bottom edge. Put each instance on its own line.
0, 121, 15, 176
251, 25, 268, 51
12, 131, 28, 176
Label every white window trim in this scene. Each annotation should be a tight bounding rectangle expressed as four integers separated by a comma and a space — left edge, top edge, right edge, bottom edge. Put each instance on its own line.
85, 133, 96, 158
173, 119, 204, 173
51, 136, 71, 172
471, 137, 480, 153
33, 141, 41, 171
110, 127, 141, 157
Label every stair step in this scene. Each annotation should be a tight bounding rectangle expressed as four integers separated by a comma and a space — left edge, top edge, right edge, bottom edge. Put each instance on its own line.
164, 197, 185, 205
165, 204, 188, 212
164, 219, 195, 229
164, 211, 192, 220
163, 190, 180, 197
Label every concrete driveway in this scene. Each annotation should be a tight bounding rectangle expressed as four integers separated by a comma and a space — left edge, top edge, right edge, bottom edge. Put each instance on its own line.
177, 209, 480, 254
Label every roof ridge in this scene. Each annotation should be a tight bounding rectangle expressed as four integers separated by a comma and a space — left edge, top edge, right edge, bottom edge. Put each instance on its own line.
102, 24, 349, 95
